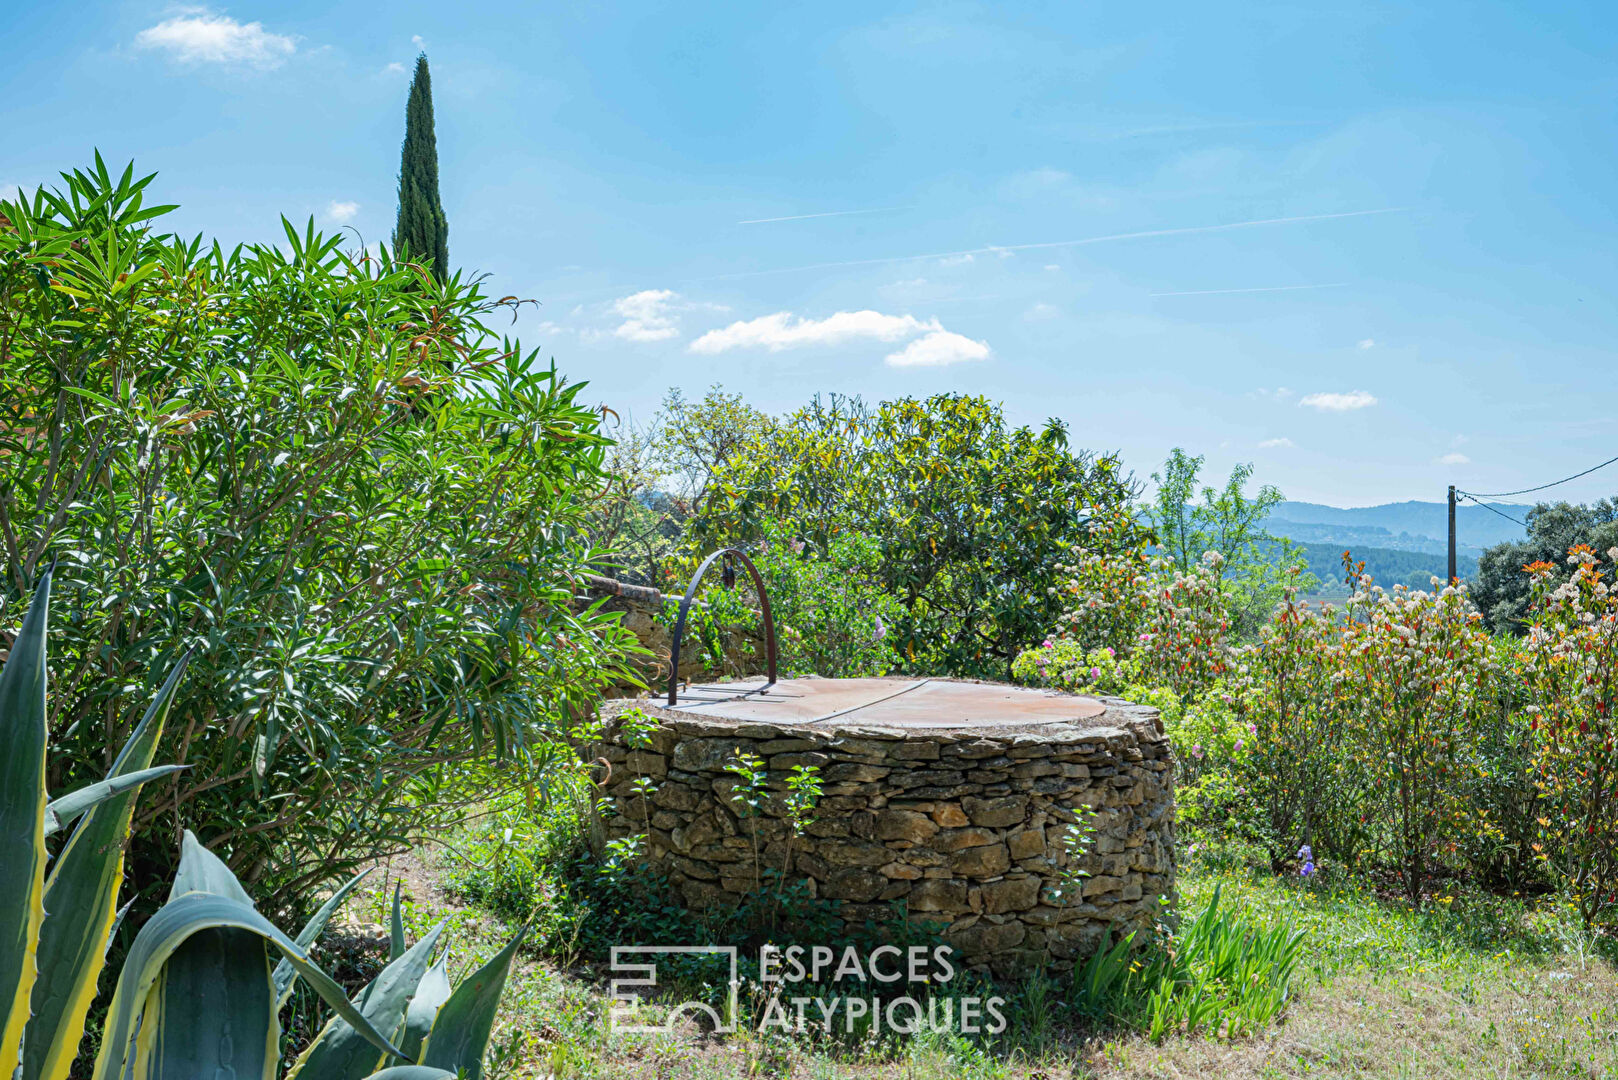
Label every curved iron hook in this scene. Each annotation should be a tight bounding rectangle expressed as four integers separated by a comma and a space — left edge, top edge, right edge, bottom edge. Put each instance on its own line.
667, 547, 778, 706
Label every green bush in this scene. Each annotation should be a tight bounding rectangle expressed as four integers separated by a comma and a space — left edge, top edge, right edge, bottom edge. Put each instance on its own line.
750, 520, 901, 677
0, 569, 520, 1080
694, 392, 1140, 679
0, 158, 639, 915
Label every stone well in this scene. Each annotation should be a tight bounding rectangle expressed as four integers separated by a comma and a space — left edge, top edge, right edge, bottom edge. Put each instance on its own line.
597, 677, 1174, 977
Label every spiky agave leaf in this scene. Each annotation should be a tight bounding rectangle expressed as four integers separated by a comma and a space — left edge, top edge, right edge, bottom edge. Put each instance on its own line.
286, 918, 447, 1080
91, 834, 408, 1080
274, 868, 375, 1007
42, 765, 189, 837
418, 927, 527, 1080
0, 571, 52, 1077
389, 883, 406, 962
396, 953, 451, 1063
23, 654, 191, 1080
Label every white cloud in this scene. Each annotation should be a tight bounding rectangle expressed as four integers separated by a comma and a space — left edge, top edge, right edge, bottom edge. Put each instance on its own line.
611, 289, 682, 342
1258, 437, 1295, 449
1024, 302, 1060, 321
0, 183, 19, 203
412, 35, 425, 47
885, 330, 991, 368
1255, 387, 1294, 401
1357, 338, 1376, 350
325, 200, 359, 223
1299, 390, 1377, 412
383, 61, 407, 74
690, 310, 939, 354
134, 11, 296, 69
938, 253, 974, 267
1437, 452, 1471, 466
1043, 264, 1061, 271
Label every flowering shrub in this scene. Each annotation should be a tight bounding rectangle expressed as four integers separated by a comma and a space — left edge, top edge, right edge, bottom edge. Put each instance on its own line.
1051, 510, 1233, 701
1225, 581, 1365, 871
1011, 639, 1137, 697
1016, 543, 1618, 921
1334, 575, 1497, 905
1521, 546, 1618, 927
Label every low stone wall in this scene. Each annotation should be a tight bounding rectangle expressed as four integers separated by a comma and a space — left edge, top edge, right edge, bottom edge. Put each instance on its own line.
576, 574, 766, 695
596, 688, 1174, 977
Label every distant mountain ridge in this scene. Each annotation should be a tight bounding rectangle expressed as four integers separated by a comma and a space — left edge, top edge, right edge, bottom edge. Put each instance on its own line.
1265, 499, 1530, 559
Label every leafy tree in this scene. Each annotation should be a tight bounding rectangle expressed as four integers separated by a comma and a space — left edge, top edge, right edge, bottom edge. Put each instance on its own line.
586, 420, 684, 588
393, 54, 449, 279
652, 385, 775, 514
0, 157, 636, 915
1472, 499, 1618, 633
697, 393, 1140, 678
1149, 448, 1313, 638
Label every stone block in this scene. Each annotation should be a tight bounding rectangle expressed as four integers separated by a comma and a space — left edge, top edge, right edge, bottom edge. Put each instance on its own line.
962, 794, 1028, 828
874, 809, 938, 843
950, 843, 1011, 878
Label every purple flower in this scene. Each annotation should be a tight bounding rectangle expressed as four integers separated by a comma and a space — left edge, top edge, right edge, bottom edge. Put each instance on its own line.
1297, 844, 1315, 877
872, 613, 887, 641
1088, 666, 1102, 681
1192, 743, 1204, 760
1234, 739, 1244, 752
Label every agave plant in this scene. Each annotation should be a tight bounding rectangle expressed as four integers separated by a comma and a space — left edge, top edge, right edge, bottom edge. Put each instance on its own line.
1, 569, 525, 1080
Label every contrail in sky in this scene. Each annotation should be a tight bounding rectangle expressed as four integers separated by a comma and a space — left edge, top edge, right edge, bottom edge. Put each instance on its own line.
738, 206, 914, 225
706, 207, 1406, 280
1150, 282, 1349, 297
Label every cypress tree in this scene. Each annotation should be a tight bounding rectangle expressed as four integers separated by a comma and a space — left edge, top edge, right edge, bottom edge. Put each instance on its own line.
393, 53, 449, 279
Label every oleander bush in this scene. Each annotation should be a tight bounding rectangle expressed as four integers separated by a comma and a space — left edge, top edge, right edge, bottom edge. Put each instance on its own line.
0, 158, 639, 916
1017, 540, 1618, 928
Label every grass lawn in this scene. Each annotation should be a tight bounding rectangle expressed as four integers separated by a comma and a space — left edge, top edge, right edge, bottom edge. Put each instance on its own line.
354, 843, 1618, 1079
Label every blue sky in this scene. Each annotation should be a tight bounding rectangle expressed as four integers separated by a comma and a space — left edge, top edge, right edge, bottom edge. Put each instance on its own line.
5, 1, 1617, 507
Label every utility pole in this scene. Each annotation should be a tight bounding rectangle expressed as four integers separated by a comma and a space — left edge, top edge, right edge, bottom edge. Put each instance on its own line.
1447, 485, 1457, 583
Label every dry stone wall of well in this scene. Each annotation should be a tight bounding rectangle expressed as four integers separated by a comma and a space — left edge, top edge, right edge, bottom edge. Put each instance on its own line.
597, 689, 1174, 977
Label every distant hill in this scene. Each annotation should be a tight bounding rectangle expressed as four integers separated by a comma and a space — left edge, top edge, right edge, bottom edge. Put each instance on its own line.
1266, 541, 1479, 596
1265, 500, 1530, 559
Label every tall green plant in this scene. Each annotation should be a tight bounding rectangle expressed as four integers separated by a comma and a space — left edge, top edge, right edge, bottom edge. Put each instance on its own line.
0, 158, 639, 914
0, 570, 189, 1080
0, 571, 523, 1080
393, 54, 449, 278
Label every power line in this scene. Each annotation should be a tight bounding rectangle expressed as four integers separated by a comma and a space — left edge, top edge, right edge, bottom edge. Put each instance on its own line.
1456, 491, 1527, 528
1457, 452, 1618, 499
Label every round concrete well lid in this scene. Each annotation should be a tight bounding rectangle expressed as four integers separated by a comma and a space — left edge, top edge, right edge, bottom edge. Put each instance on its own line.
667, 677, 1105, 729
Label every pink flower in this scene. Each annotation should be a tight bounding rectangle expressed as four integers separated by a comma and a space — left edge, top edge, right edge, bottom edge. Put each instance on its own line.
1192, 743, 1204, 760
1088, 667, 1102, 681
